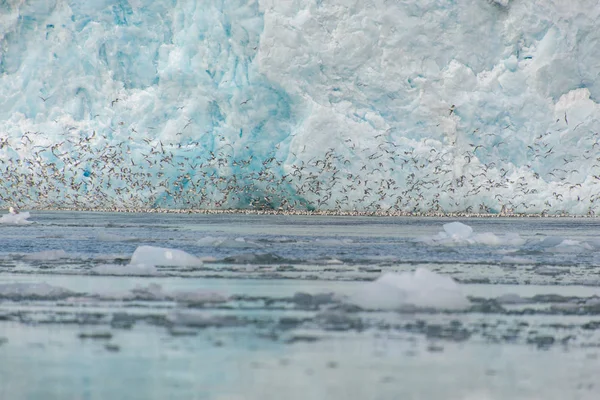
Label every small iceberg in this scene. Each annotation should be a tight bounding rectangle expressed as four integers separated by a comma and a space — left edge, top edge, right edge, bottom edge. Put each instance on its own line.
130, 245, 203, 267
348, 267, 470, 311
0, 208, 32, 225
416, 222, 526, 246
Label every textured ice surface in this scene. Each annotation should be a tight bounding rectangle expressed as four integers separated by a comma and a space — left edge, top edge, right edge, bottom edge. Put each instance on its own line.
130, 245, 203, 267
349, 268, 470, 310
1, 1, 600, 214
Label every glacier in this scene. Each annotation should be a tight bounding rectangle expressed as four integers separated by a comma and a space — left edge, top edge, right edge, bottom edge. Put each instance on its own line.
1, 0, 600, 214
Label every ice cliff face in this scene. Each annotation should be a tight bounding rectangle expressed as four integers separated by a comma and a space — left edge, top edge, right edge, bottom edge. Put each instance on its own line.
1, 0, 600, 214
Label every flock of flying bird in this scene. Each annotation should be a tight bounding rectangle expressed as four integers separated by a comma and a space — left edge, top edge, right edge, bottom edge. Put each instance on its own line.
1, 113, 600, 216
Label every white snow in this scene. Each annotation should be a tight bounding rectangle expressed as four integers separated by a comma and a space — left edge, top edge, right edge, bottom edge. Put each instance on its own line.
130, 245, 203, 267
23, 250, 68, 261
0, 211, 32, 225
348, 268, 470, 311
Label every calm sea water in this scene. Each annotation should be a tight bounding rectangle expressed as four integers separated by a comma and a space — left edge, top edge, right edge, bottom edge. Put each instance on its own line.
1, 212, 600, 399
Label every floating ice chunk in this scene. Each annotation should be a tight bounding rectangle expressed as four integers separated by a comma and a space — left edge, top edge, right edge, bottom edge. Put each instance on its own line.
130, 245, 203, 267
417, 222, 526, 247
471, 232, 502, 246
546, 239, 593, 253
535, 237, 566, 248
0, 282, 74, 300
197, 236, 226, 246
501, 233, 527, 247
0, 211, 32, 225
23, 250, 68, 261
129, 283, 166, 300
91, 263, 158, 276
443, 222, 473, 239
348, 268, 470, 311
197, 236, 262, 248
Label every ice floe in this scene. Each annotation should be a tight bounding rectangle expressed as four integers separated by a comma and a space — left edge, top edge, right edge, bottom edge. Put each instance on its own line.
348, 267, 470, 311
416, 222, 526, 246
126, 283, 226, 304
0, 282, 75, 300
91, 263, 158, 276
130, 245, 203, 267
23, 250, 68, 261
197, 236, 262, 248
0, 211, 32, 225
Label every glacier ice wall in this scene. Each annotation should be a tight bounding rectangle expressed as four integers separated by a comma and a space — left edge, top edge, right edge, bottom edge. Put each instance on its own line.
1, 0, 600, 214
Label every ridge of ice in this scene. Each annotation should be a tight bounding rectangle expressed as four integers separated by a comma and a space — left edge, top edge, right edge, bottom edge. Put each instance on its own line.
348, 268, 470, 311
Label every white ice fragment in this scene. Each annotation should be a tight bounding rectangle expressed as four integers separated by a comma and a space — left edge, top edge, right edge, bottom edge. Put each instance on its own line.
348, 268, 470, 311
418, 223, 527, 247
547, 239, 593, 253
91, 263, 158, 276
443, 222, 473, 239
472, 232, 502, 246
197, 236, 225, 246
501, 233, 527, 247
130, 245, 203, 267
23, 249, 68, 261
0, 211, 32, 225
196, 236, 262, 248
129, 283, 165, 300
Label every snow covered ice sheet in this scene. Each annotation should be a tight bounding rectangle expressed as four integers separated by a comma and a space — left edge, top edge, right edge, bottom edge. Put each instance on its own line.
0, 1, 600, 214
